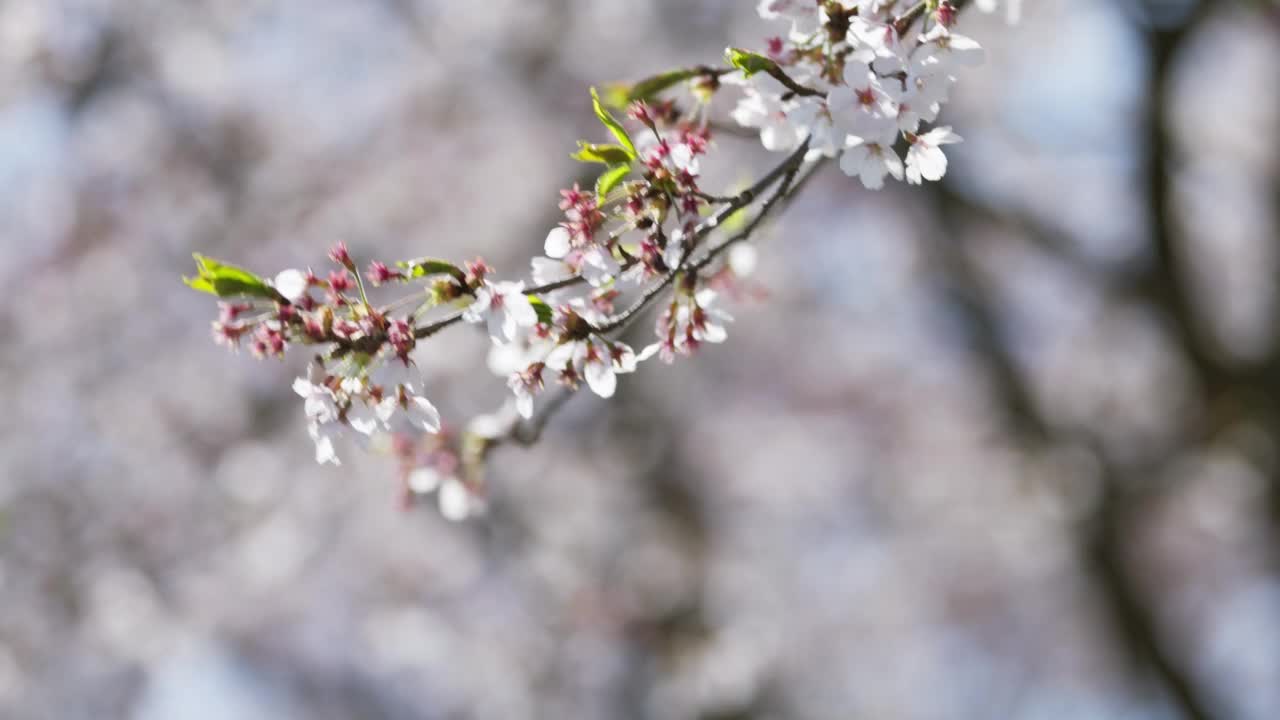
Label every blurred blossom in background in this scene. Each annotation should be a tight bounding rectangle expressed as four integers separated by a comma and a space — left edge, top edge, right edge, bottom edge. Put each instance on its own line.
2, 1, 1279, 718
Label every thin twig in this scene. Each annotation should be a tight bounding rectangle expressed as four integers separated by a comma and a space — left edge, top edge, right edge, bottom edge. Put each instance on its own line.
892, 1, 931, 36
413, 310, 466, 339
595, 138, 813, 333
692, 158, 827, 273
511, 387, 575, 446
766, 66, 824, 99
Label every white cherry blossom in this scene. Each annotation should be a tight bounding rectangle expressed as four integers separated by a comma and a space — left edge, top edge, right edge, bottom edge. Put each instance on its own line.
545, 337, 638, 399
917, 26, 986, 70
905, 126, 963, 184
840, 130, 905, 190
639, 287, 735, 363
669, 142, 700, 175
438, 477, 485, 521
731, 83, 803, 153
292, 362, 343, 465
488, 327, 553, 377
688, 288, 732, 344
578, 246, 620, 287
507, 367, 541, 418
544, 226, 572, 258
405, 395, 442, 433
756, 0, 822, 39
331, 365, 443, 448
786, 97, 843, 159
273, 268, 310, 302
407, 466, 442, 494
531, 256, 573, 286
828, 60, 899, 140
406, 465, 486, 522
848, 16, 906, 71
463, 280, 538, 344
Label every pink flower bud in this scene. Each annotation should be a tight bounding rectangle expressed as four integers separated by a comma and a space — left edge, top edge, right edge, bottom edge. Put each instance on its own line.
464, 258, 493, 286
328, 270, 353, 293
934, 2, 958, 27
250, 324, 286, 358
303, 315, 326, 341
328, 241, 354, 269
387, 318, 415, 360
366, 261, 401, 287
211, 321, 248, 350
558, 184, 587, 212
218, 302, 252, 324
627, 101, 652, 124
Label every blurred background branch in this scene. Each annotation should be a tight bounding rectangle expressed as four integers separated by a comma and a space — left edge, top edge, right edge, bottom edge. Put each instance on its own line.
1, 1, 1278, 718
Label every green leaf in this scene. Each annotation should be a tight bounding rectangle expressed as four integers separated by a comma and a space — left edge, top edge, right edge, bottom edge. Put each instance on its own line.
183, 276, 216, 294
595, 164, 632, 203
183, 253, 281, 301
571, 142, 635, 166
600, 83, 633, 110
726, 48, 777, 78
527, 294, 554, 325
398, 257, 466, 283
590, 87, 636, 159
619, 69, 702, 104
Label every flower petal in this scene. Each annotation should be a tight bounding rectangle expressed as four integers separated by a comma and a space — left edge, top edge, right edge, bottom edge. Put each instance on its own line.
515, 391, 534, 419
438, 479, 472, 521
462, 289, 491, 324
409, 395, 441, 433
505, 292, 539, 329
545, 227, 571, 258
585, 359, 617, 398
309, 424, 341, 466
408, 467, 441, 494
274, 269, 309, 301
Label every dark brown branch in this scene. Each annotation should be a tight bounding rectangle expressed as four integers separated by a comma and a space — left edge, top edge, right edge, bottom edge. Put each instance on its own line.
1087, 462, 1217, 720
692, 157, 827, 273
510, 387, 575, 446
765, 66, 824, 99
1138, 4, 1225, 393
920, 3, 1222, 717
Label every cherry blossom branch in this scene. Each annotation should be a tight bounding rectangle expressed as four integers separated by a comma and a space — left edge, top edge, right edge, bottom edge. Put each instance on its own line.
184, 0, 1005, 516
597, 157, 810, 336
407, 140, 813, 346
412, 136, 815, 348
594, 137, 812, 334
465, 142, 822, 461
409, 273, 599, 342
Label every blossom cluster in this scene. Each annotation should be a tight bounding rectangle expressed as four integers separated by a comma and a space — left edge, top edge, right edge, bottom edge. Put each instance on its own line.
736, 0, 985, 189
184, 0, 996, 518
